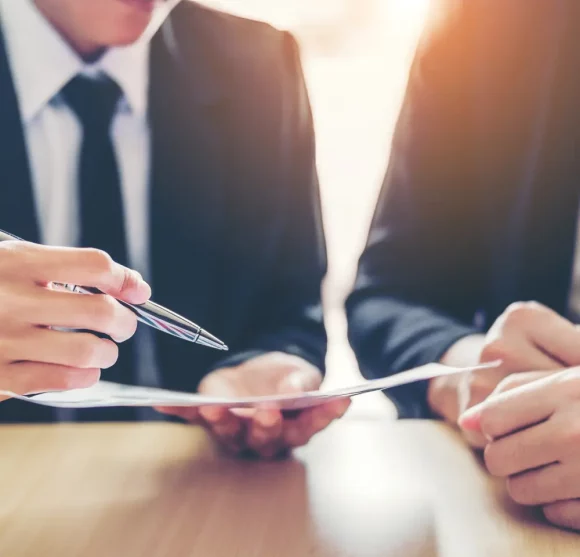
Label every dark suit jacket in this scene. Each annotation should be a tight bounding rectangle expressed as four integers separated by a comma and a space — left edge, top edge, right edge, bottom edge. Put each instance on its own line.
0, 2, 326, 422
347, 0, 580, 418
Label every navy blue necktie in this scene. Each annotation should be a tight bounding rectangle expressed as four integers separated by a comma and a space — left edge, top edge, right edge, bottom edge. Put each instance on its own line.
62, 75, 137, 420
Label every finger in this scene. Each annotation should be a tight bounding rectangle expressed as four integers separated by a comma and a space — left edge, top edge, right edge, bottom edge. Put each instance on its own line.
482, 338, 562, 372
543, 500, 580, 530
461, 428, 488, 449
325, 398, 351, 420
199, 405, 231, 425
0, 362, 100, 399
506, 462, 580, 506
484, 420, 559, 477
3, 329, 118, 369
458, 373, 560, 439
283, 404, 335, 448
511, 344, 564, 372
527, 306, 580, 366
211, 414, 244, 440
201, 407, 246, 449
154, 406, 201, 423
21, 245, 151, 304
30, 290, 138, 342
492, 371, 556, 396
248, 409, 283, 450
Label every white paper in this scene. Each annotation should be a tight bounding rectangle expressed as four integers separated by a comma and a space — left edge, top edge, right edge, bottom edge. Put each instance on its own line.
0, 362, 497, 411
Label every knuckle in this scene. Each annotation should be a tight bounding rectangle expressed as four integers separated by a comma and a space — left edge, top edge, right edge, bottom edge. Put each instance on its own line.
506, 475, 534, 505
503, 301, 538, 326
58, 371, 80, 391
494, 374, 520, 395
84, 249, 114, 278
0, 243, 36, 281
543, 505, 562, 524
70, 335, 102, 368
90, 295, 118, 331
481, 339, 512, 363
60, 368, 101, 390
483, 443, 503, 477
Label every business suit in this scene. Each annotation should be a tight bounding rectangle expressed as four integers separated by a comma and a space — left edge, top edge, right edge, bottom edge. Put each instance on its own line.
0, 2, 326, 422
347, 0, 580, 418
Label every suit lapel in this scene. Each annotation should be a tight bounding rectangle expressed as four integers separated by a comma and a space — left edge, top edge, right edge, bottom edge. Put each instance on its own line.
148, 8, 229, 389
0, 21, 39, 242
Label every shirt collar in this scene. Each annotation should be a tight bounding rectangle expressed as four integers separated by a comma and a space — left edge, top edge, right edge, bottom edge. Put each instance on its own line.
0, 0, 150, 122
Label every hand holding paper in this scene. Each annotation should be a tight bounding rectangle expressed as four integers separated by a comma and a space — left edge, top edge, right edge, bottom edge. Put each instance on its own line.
0, 354, 498, 458
158, 352, 350, 458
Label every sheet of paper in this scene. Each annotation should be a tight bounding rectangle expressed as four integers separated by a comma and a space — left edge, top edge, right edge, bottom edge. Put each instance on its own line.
0, 362, 497, 411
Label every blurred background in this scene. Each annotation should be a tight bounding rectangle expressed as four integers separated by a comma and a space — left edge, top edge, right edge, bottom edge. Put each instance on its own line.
202, 0, 432, 416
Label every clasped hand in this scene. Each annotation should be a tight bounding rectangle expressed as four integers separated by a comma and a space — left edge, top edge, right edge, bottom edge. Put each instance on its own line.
439, 301, 580, 531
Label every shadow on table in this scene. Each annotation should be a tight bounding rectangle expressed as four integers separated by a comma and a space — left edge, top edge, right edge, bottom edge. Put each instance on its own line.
4, 430, 440, 557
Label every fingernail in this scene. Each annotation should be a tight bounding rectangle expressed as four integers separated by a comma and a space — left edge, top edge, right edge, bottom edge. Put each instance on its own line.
458, 406, 482, 431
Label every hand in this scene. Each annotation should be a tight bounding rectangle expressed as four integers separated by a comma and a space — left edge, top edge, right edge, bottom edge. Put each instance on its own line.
0, 241, 151, 400
459, 368, 580, 531
429, 302, 580, 447
156, 352, 350, 459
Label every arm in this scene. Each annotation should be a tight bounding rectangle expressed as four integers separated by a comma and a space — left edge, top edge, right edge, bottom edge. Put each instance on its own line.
346, 0, 484, 418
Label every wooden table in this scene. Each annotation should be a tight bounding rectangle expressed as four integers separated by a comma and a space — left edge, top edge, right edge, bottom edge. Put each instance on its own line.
0, 419, 578, 557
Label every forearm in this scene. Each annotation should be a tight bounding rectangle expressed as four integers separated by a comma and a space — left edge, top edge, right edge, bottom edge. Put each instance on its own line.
347, 295, 479, 418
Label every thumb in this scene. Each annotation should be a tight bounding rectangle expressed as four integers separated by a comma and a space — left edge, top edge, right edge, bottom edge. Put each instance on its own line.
198, 371, 240, 422
277, 366, 322, 395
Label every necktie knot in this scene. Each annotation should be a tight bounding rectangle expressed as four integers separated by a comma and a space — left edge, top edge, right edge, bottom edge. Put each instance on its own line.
61, 74, 122, 130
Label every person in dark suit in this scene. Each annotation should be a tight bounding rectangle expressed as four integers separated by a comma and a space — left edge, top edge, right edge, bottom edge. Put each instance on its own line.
347, 0, 580, 528
0, 0, 349, 458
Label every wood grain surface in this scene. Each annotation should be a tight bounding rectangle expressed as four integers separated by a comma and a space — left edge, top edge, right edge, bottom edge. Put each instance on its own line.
0, 419, 578, 557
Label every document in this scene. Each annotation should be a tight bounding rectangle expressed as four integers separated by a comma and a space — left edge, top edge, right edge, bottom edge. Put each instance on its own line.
0, 362, 496, 411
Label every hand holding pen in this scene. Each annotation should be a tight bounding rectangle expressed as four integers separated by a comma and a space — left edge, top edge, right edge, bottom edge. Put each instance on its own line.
0, 231, 225, 401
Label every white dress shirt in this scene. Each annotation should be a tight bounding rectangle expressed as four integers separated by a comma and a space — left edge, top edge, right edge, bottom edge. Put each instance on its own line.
0, 0, 178, 416
0, 0, 151, 278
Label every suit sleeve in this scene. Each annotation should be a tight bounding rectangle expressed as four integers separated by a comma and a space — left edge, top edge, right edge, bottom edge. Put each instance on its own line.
346, 0, 485, 418
211, 32, 328, 375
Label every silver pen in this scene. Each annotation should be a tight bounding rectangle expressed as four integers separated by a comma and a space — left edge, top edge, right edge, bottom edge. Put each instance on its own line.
0, 229, 228, 351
